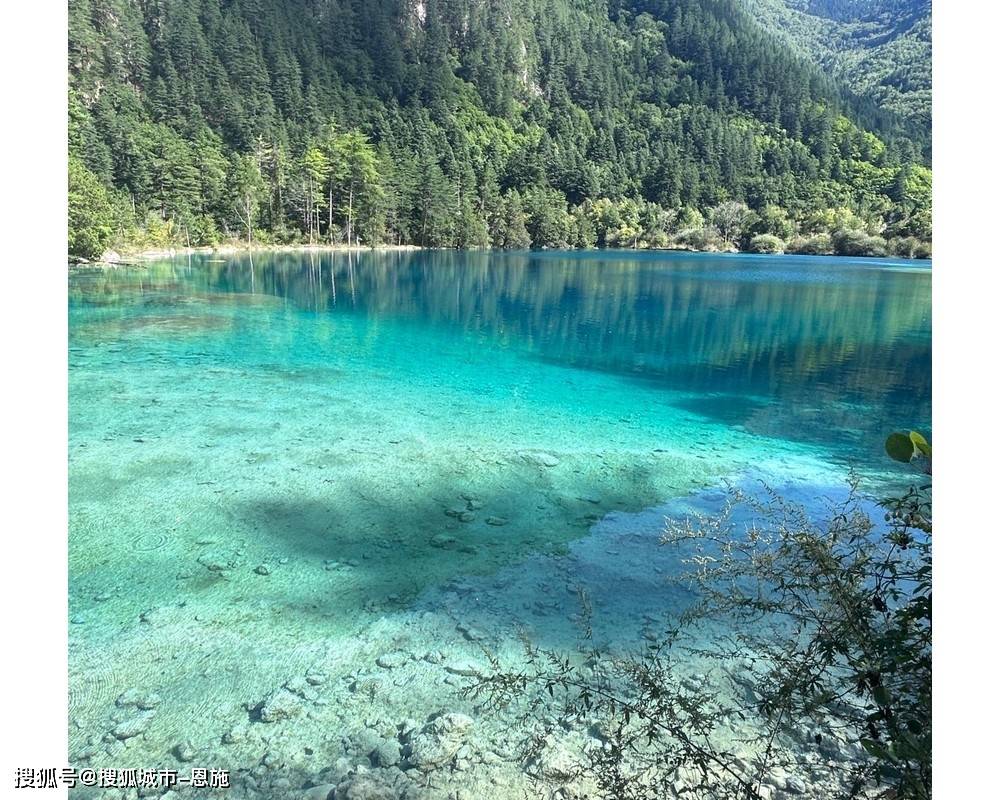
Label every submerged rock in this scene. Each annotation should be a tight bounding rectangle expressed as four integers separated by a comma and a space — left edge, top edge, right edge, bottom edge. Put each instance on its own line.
302, 784, 337, 800
335, 772, 396, 800
115, 688, 161, 710
259, 689, 303, 722
456, 623, 487, 642
112, 711, 154, 740
404, 713, 474, 772
444, 659, 484, 677
521, 451, 561, 467
173, 741, 196, 762
376, 651, 410, 670
370, 738, 402, 767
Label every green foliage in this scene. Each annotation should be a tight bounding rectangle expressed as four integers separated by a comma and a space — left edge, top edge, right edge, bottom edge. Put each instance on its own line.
68, 156, 116, 259
885, 430, 931, 474
748, 233, 785, 254
787, 232, 833, 254
744, 0, 931, 130
67, 0, 931, 256
832, 228, 888, 257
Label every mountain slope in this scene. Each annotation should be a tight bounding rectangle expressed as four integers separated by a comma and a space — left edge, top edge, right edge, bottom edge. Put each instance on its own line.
67, 0, 931, 257
741, 0, 931, 129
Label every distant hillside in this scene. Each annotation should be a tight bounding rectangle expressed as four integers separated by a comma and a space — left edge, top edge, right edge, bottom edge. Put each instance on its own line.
742, 0, 931, 129
68, 0, 931, 259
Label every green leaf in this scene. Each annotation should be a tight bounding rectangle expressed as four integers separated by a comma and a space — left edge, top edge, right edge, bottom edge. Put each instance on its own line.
885, 432, 915, 463
909, 431, 931, 457
860, 738, 895, 762
873, 685, 891, 706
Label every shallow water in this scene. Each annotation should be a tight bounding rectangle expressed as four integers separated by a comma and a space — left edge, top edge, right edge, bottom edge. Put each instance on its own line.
68, 250, 930, 796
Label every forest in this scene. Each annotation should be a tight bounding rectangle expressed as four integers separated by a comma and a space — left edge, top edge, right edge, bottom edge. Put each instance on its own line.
68, 0, 932, 259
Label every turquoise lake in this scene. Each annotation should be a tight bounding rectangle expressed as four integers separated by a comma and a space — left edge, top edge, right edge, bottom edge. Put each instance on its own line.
67, 250, 931, 790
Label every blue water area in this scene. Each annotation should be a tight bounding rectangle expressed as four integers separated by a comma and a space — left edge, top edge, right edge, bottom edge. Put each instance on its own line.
66, 249, 930, 781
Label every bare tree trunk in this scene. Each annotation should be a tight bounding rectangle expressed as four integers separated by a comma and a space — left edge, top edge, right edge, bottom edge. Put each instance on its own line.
347, 183, 354, 247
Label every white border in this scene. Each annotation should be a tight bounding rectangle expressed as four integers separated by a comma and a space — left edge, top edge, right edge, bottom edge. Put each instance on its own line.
1, 1, 998, 796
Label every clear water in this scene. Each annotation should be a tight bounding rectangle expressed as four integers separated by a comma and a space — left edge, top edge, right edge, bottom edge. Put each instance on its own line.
67, 250, 930, 785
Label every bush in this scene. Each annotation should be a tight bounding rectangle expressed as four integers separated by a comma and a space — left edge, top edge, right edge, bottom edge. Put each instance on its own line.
831, 228, 888, 257
747, 233, 785, 254
189, 215, 221, 246
68, 157, 116, 259
786, 233, 833, 255
674, 226, 722, 251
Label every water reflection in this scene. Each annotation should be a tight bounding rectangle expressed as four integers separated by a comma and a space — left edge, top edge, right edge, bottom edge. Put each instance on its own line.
70, 249, 931, 462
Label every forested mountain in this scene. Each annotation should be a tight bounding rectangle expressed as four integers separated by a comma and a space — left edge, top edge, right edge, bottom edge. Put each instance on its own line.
68, 0, 932, 259
742, 0, 930, 128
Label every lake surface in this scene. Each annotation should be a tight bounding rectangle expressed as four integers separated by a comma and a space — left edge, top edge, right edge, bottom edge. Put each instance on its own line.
67, 250, 931, 795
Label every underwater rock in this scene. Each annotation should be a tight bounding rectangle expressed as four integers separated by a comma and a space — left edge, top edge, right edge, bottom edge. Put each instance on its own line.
115, 689, 162, 710
443, 659, 484, 677
376, 651, 410, 670
456, 624, 486, 642
534, 739, 580, 780
172, 741, 196, 762
112, 711, 154, 740
197, 551, 237, 572
285, 675, 320, 701
370, 738, 402, 767
334, 772, 396, 800
521, 451, 561, 468
222, 722, 250, 744
302, 784, 337, 800
254, 564, 271, 575
404, 713, 474, 772
260, 689, 304, 722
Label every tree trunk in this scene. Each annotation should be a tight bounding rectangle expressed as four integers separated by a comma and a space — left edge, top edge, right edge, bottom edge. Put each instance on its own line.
347, 183, 354, 247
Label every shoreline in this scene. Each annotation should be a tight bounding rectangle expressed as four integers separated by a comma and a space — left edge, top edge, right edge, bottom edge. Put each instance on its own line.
69, 242, 931, 268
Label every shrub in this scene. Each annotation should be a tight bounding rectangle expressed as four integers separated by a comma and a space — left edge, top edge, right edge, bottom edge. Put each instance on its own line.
68, 157, 116, 259
787, 233, 833, 255
674, 226, 722, 251
747, 233, 785, 254
831, 228, 888, 257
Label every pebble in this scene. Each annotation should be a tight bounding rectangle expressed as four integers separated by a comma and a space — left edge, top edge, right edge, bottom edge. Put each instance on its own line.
254, 564, 271, 575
